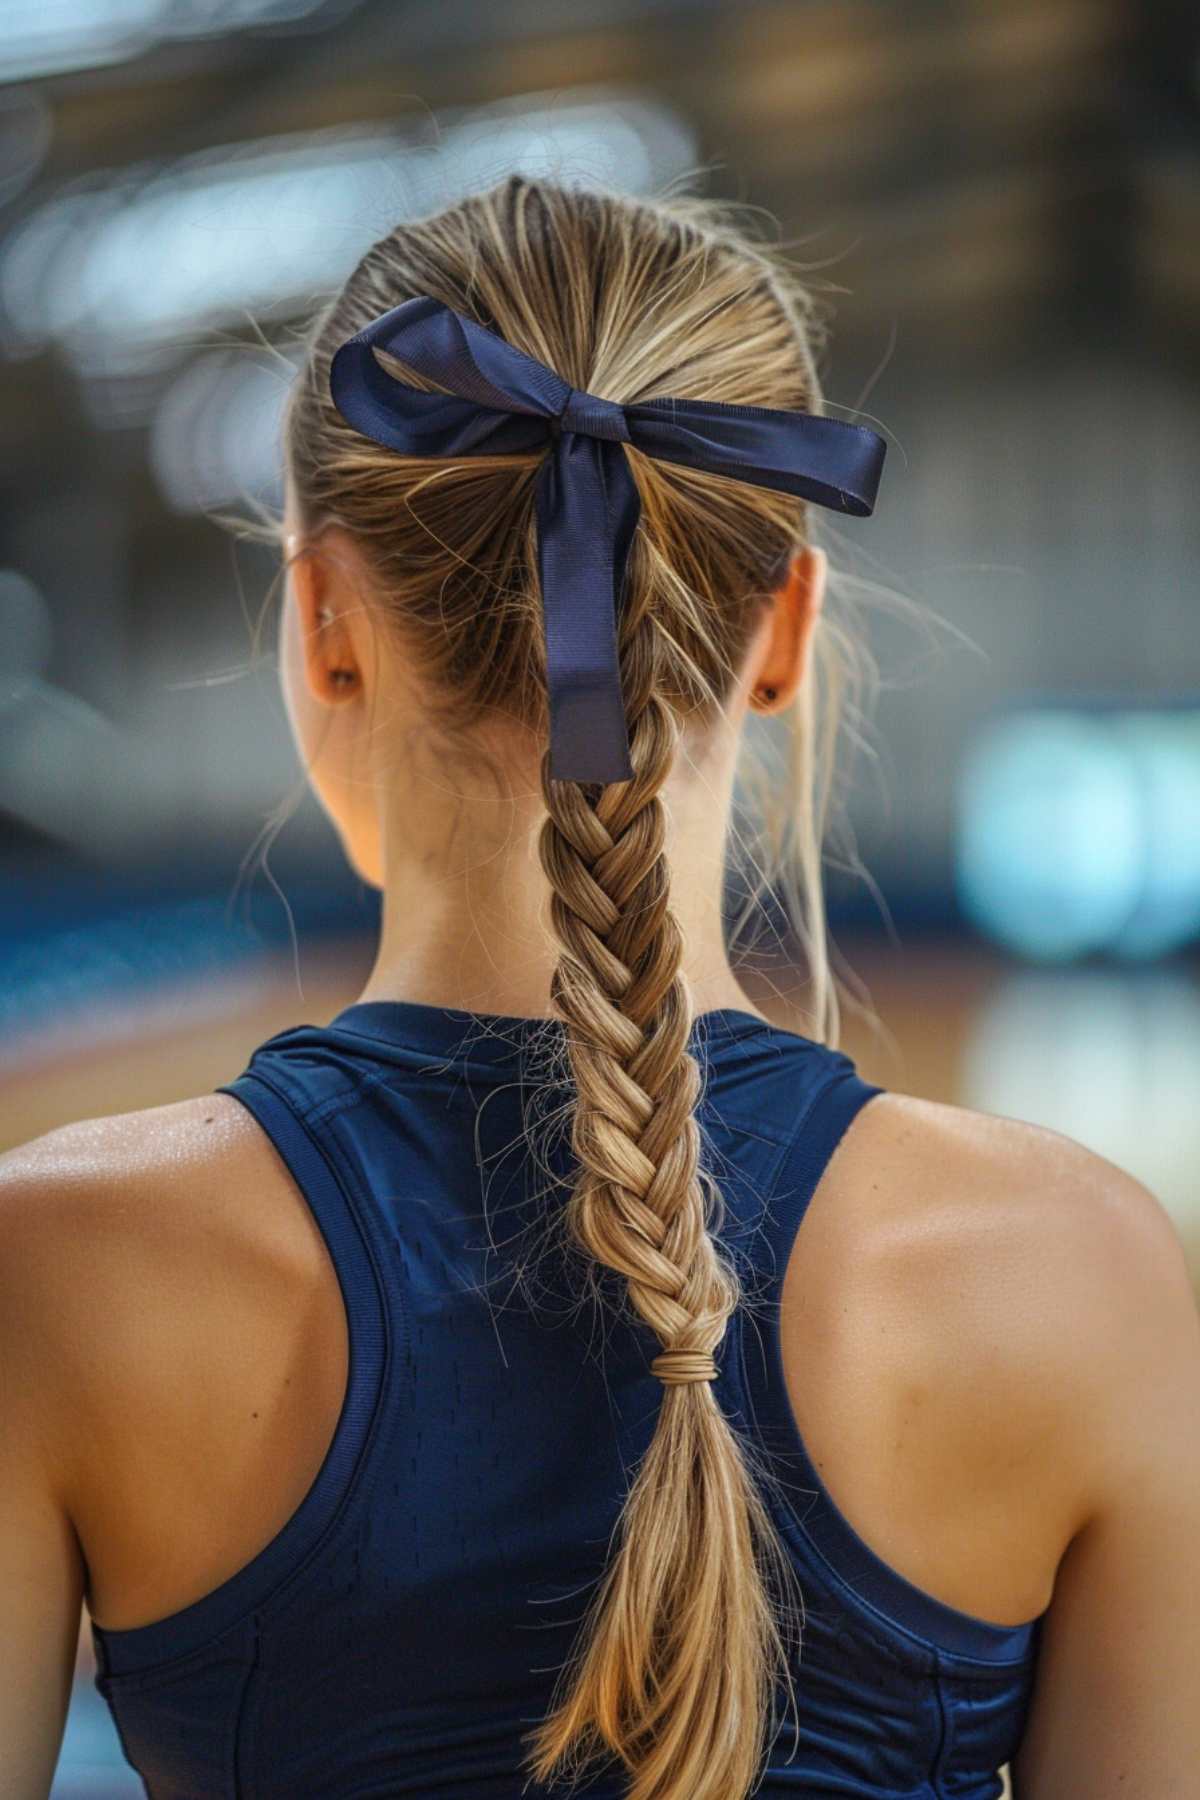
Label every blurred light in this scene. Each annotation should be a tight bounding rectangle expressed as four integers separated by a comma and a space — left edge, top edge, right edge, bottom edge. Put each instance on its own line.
0, 128, 403, 372
0, 0, 163, 82
0, 0, 349, 83
1109, 711, 1200, 958
150, 346, 297, 512
0, 93, 697, 378
956, 711, 1143, 959
955, 707, 1200, 961
0, 569, 53, 709
963, 966, 1200, 1234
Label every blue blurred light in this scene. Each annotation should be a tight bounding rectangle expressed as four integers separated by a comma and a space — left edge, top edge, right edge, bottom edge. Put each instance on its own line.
956, 711, 1142, 959
150, 346, 297, 512
956, 707, 1200, 962
1109, 712, 1200, 958
1, 0, 161, 83
1, 0, 346, 84
0, 96, 697, 378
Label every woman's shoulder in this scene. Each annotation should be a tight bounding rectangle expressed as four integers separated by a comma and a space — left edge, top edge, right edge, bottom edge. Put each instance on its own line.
816, 1088, 1193, 1542
824, 1087, 1187, 1394
0, 1094, 331, 1470
829, 1087, 1183, 1310
0, 1092, 316, 1286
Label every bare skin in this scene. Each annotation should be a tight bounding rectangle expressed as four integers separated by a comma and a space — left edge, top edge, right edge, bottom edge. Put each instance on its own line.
2, 530, 1198, 1795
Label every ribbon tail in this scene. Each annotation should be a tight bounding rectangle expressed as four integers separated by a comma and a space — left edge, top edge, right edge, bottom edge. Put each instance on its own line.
536, 433, 640, 785
625, 401, 886, 517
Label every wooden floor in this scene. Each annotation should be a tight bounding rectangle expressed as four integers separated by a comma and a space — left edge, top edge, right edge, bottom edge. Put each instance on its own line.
12, 937, 1196, 1797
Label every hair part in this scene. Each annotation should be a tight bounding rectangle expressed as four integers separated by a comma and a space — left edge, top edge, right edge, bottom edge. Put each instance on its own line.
285, 171, 871, 1800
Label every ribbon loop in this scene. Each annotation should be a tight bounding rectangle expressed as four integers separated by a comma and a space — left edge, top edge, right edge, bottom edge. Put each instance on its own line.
329, 295, 887, 784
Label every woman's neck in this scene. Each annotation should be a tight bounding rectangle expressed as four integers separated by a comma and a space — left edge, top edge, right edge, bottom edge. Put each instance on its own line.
358, 761, 760, 1023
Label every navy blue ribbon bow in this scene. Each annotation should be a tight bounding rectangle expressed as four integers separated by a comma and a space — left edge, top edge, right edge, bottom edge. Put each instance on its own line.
329, 294, 886, 784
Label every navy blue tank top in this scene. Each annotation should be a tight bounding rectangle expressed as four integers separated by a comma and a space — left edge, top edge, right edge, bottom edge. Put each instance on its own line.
90, 1000, 1046, 1798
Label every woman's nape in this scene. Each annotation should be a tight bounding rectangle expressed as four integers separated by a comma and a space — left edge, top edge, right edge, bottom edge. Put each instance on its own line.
279, 501, 827, 1025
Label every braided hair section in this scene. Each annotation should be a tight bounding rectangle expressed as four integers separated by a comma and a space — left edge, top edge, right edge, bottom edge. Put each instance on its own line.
522, 611, 800, 1800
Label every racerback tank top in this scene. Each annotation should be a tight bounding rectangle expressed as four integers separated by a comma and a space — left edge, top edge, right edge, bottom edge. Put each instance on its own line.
90, 999, 1047, 1798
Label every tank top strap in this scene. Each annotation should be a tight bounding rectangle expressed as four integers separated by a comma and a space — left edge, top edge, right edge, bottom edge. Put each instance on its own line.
740, 1047, 885, 1295
721, 1046, 885, 1487
711, 1046, 883, 1451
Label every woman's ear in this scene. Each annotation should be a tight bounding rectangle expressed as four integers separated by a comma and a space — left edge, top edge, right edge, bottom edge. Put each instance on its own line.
284, 529, 364, 707
747, 544, 827, 716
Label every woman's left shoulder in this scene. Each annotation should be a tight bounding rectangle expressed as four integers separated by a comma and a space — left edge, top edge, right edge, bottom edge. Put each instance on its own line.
826, 1088, 1193, 1463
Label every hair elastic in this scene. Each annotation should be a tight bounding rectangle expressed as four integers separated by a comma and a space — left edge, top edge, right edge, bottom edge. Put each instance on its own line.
651, 1348, 720, 1387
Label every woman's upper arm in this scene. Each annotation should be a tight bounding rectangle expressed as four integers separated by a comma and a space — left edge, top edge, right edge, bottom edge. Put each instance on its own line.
1012, 1161, 1200, 1799
0, 1143, 88, 1800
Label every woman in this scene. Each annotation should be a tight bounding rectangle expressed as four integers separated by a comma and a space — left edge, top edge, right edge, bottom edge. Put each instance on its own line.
3, 176, 1197, 1800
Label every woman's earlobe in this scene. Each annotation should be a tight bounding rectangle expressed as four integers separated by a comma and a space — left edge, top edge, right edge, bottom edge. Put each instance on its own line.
289, 527, 370, 705
312, 606, 361, 701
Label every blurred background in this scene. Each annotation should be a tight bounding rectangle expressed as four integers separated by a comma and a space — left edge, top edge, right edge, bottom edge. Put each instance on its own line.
0, 0, 1197, 1793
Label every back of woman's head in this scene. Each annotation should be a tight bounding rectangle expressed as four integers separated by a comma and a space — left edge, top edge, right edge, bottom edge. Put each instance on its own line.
286, 172, 846, 1800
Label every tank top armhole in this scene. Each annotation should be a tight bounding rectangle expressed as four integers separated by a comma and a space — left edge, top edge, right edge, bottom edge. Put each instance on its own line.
735, 1058, 1045, 1665
90, 1067, 389, 1683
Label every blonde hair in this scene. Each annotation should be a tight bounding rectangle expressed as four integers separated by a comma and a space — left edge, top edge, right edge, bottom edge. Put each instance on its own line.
285, 172, 874, 1800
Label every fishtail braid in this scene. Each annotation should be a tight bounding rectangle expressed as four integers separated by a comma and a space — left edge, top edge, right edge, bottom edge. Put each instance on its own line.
524, 611, 799, 1800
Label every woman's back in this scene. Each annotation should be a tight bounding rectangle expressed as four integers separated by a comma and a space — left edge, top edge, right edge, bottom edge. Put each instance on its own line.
22, 999, 1107, 1796
7, 176, 1199, 1800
